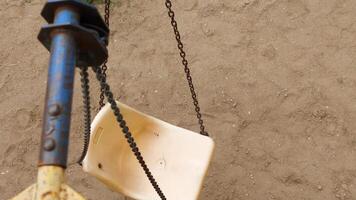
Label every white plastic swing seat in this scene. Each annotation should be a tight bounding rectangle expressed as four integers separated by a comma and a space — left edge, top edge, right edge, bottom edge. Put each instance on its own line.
82, 102, 215, 200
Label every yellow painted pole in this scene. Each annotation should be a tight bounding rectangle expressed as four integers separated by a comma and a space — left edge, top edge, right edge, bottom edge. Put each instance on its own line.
11, 166, 85, 200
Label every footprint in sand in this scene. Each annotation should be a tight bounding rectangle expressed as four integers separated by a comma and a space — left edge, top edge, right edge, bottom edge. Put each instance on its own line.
14, 107, 40, 131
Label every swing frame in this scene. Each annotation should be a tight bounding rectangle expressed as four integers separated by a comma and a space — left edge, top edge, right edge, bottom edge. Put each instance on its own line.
11, 0, 107, 199
11, 0, 213, 199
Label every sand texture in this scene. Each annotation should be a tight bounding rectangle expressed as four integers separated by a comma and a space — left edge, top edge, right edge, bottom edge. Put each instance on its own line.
2, 0, 356, 199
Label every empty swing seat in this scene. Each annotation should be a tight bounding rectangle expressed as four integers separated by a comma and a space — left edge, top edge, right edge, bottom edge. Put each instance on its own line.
82, 102, 215, 200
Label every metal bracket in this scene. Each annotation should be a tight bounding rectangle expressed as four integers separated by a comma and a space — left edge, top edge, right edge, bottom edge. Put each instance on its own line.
38, 23, 108, 67
38, 0, 109, 67
41, 0, 108, 35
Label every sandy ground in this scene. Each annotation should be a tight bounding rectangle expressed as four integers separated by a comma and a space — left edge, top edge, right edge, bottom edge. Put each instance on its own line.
2, 0, 356, 199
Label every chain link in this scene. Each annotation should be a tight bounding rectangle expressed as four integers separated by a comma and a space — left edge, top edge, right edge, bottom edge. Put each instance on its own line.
99, 0, 111, 109
165, 0, 208, 136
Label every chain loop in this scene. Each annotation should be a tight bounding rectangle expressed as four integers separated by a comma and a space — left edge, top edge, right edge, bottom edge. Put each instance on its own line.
165, 0, 208, 136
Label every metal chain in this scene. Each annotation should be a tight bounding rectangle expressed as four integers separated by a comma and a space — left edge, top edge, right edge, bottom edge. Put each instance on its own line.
77, 0, 111, 164
99, 0, 111, 109
77, 67, 92, 164
93, 66, 167, 200
78, 2, 166, 198
164, 0, 208, 136
77, 0, 206, 198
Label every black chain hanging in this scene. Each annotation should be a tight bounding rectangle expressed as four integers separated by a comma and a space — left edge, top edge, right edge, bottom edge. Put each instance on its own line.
98, 0, 111, 109
78, 0, 110, 165
93, 66, 167, 200
78, 0, 209, 198
77, 67, 92, 165
78, 1, 166, 198
165, 0, 208, 136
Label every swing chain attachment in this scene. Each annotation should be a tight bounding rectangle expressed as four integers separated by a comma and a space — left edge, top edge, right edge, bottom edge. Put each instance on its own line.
78, 0, 110, 164
38, 0, 109, 68
165, 0, 209, 136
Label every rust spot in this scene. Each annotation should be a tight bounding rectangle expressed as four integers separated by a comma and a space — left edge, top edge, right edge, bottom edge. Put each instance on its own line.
60, 185, 68, 199
41, 191, 59, 199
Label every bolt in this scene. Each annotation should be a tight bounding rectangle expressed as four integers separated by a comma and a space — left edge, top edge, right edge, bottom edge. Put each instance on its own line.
43, 138, 56, 151
48, 104, 61, 116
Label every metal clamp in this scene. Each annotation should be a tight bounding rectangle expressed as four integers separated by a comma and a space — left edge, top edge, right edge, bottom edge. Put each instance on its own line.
38, 0, 109, 67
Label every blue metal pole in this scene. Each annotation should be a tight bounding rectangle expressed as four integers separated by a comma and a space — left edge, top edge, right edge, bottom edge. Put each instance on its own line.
39, 6, 79, 167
